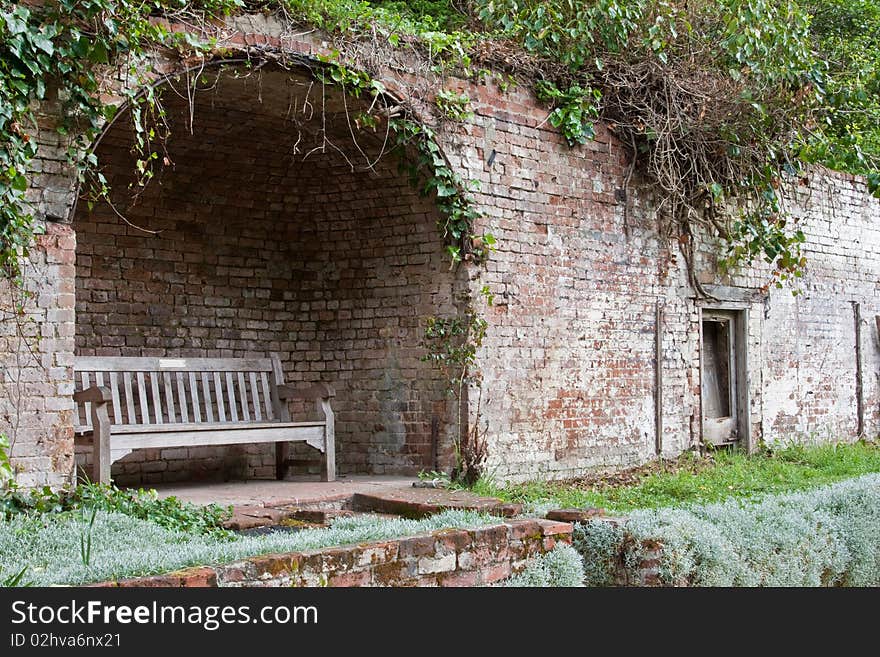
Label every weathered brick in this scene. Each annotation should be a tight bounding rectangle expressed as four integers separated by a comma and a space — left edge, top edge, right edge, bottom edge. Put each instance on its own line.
398, 535, 436, 559
328, 569, 371, 587
546, 508, 605, 523
434, 529, 471, 553
537, 520, 573, 537
439, 570, 480, 587
417, 553, 456, 575
4, 22, 878, 491
506, 519, 542, 541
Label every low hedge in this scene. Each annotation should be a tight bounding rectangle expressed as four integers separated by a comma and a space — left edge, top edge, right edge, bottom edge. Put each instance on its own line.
573, 474, 880, 587
0, 509, 496, 586
503, 543, 585, 587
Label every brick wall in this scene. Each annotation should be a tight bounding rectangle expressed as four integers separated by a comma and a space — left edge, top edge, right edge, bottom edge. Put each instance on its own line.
0, 93, 80, 489
89, 518, 573, 587
752, 174, 880, 443
5, 17, 879, 489
437, 80, 879, 481
0, 222, 76, 488
440, 87, 701, 481
73, 71, 461, 483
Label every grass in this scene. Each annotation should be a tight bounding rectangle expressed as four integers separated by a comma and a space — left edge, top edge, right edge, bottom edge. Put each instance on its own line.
0, 509, 497, 586
472, 440, 880, 513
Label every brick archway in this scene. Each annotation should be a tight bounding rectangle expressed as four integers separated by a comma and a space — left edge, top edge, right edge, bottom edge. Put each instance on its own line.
71, 62, 464, 484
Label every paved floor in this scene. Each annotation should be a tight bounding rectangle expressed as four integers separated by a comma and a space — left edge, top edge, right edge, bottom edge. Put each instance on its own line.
151, 475, 420, 508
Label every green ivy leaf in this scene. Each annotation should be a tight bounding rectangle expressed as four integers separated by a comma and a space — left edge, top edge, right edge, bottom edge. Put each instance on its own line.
89, 41, 109, 64
32, 34, 54, 55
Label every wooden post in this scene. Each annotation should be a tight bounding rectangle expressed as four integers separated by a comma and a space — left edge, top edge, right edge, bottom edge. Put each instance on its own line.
853, 302, 864, 438
655, 301, 664, 456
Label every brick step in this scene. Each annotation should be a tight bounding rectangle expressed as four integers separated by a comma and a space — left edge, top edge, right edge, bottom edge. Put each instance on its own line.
225, 503, 395, 531
350, 489, 521, 519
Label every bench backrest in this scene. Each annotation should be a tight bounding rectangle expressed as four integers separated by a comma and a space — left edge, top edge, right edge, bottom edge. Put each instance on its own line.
74, 355, 286, 431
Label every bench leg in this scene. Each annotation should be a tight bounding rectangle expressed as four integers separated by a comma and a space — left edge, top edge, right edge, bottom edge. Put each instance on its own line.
321, 444, 335, 482
320, 398, 335, 482
276, 442, 289, 480
90, 402, 112, 485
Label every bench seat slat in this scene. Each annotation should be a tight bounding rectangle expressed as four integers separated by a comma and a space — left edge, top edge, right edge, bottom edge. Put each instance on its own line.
77, 420, 324, 434
176, 372, 188, 423
80, 372, 91, 426
163, 372, 176, 423
260, 372, 273, 420
213, 371, 226, 422
189, 372, 201, 422
249, 372, 262, 421
123, 372, 136, 423
201, 372, 214, 422
136, 372, 150, 425
150, 373, 163, 424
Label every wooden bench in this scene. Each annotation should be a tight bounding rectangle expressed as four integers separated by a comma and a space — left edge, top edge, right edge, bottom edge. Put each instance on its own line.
73, 354, 335, 485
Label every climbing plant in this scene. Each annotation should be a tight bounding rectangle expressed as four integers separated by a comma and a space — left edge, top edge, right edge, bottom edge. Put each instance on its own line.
3, 0, 879, 285
2, 0, 878, 481
0, 0, 243, 274
801, 0, 880, 187
470, 0, 880, 290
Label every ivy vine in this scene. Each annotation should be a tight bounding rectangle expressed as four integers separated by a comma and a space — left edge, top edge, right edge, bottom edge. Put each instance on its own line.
3, 0, 879, 482
0, 0, 242, 274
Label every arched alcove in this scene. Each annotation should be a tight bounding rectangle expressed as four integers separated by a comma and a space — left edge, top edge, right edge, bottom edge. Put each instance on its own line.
72, 64, 463, 484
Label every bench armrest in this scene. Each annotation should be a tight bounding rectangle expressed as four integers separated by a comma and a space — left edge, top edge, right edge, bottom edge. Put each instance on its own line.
277, 382, 336, 401
74, 385, 113, 404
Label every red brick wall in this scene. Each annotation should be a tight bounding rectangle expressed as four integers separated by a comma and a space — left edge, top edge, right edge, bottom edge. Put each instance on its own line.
73, 76, 461, 483
89, 518, 573, 587
7, 19, 878, 489
437, 86, 701, 480
438, 80, 879, 481
0, 222, 77, 488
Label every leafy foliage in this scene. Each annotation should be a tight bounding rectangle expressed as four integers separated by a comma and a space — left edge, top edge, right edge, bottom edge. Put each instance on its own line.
0, 0, 242, 274
421, 291, 491, 485
535, 82, 601, 146
502, 543, 585, 587
0, 508, 496, 586
0, 434, 13, 487
434, 89, 474, 122
0, 481, 233, 539
573, 474, 880, 586
390, 117, 490, 264
802, 0, 880, 193
0, 565, 29, 587
571, 519, 625, 587
470, 0, 877, 289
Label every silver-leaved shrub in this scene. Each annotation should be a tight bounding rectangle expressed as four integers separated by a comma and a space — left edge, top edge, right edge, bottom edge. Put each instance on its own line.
503, 543, 585, 587
0, 509, 496, 586
573, 474, 880, 586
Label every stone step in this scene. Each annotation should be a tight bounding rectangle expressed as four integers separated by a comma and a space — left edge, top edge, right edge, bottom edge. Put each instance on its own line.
351, 488, 521, 519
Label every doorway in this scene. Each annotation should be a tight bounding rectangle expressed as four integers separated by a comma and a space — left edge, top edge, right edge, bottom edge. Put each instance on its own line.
701, 309, 748, 446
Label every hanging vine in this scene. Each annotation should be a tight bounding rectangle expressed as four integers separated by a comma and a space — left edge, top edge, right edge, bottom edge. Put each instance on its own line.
2, 0, 878, 484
